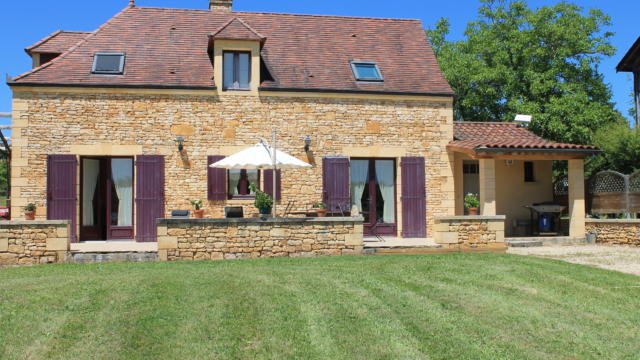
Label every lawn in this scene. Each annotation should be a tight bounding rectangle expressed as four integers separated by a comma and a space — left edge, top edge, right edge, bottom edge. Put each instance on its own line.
1, 254, 640, 359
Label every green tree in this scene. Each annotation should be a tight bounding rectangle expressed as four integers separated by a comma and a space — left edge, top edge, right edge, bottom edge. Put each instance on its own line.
589, 120, 640, 175
427, 0, 620, 146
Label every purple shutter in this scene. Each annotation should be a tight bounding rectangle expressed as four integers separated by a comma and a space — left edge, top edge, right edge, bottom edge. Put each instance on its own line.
263, 169, 281, 201
47, 155, 78, 242
208, 155, 227, 201
401, 157, 426, 238
322, 157, 350, 213
136, 155, 164, 242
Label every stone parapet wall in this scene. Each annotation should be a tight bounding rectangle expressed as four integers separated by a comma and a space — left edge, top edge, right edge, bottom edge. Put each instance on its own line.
0, 220, 70, 266
434, 216, 506, 249
586, 219, 640, 246
157, 217, 364, 261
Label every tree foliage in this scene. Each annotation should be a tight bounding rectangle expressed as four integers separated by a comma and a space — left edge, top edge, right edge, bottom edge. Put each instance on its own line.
427, 0, 621, 146
589, 120, 640, 175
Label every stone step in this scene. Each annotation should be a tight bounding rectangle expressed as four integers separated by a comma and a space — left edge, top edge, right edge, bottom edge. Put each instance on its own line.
66, 252, 158, 264
367, 245, 507, 255
507, 236, 586, 247
507, 240, 544, 248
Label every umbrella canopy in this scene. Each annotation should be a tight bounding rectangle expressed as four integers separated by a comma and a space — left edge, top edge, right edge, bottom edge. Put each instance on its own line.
209, 143, 311, 169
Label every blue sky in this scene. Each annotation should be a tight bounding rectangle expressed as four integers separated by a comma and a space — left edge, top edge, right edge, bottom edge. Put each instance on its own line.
1, 0, 638, 127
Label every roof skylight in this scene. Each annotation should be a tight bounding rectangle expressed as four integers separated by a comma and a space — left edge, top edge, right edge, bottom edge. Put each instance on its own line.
92, 53, 125, 75
351, 61, 383, 82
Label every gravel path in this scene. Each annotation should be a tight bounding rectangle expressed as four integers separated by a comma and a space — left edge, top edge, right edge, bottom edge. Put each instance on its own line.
508, 245, 640, 276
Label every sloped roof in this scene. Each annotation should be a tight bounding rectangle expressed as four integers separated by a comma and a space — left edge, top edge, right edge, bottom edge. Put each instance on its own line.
10, 6, 453, 95
450, 122, 599, 153
26, 30, 91, 55
210, 17, 265, 41
617, 36, 640, 72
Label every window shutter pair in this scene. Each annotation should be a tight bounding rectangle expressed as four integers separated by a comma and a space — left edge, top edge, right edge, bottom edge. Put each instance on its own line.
322, 156, 426, 238
207, 156, 281, 201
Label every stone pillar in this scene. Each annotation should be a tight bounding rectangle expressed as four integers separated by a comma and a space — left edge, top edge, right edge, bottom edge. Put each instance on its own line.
568, 159, 586, 238
479, 159, 496, 216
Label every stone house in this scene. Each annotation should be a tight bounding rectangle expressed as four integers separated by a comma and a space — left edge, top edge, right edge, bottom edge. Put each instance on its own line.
6, 0, 597, 252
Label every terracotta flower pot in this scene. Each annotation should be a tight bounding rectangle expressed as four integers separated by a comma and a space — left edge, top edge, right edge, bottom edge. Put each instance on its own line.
194, 209, 205, 218
467, 207, 479, 216
316, 209, 327, 217
24, 211, 35, 220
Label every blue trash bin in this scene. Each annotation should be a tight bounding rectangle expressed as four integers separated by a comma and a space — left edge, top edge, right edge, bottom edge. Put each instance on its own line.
539, 214, 553, 233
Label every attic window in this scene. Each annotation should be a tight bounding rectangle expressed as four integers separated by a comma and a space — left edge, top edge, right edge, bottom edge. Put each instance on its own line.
351, 61, 383, 82
92, 53, 125, 74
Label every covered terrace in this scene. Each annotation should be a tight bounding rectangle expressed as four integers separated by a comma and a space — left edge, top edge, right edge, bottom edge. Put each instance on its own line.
448, 122, 600, 239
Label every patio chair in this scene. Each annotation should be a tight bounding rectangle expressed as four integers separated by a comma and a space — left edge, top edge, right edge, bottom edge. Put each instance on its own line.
283, 201, 295, 217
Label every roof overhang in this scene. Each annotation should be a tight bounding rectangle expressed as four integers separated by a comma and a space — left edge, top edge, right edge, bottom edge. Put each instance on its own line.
617, 36, 640, 72
447, 144, 602, 160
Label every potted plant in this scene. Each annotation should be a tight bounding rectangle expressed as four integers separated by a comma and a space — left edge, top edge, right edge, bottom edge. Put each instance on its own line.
24, 203, 36, 220
464, 193, 480, 216
313, 202, 328, 217
189, 199, 205, 218
249, 183, 274, 217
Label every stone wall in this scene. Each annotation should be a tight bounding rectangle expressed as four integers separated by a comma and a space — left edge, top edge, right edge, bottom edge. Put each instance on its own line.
586, 219, 640, 246
0, 220, 70, 266
157, 217, 364, 261
434, 216, 506, 249
11, 89, 454, 239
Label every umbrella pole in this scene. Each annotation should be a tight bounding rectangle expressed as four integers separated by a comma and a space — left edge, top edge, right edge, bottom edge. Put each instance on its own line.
272, 128, 277, 218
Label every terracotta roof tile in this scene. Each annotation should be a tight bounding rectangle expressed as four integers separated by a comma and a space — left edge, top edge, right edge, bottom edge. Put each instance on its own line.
450, 122, 599, 151
26, 30, 91, 55
11, 6, 453, 95
210, 17, 265, 41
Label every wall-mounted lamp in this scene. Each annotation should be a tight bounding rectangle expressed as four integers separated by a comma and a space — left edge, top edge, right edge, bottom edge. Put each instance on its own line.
175, 136, 185, 152
304, 136, 312, 152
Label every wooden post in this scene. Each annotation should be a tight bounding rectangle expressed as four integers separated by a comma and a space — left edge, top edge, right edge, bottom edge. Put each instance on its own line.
634, 70, 640, 128
272, 128, 277, 218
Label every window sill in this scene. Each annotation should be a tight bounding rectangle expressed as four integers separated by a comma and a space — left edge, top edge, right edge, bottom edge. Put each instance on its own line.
222, 88, 252, 92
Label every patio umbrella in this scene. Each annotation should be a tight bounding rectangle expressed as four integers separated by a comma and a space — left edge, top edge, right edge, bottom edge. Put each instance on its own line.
209, 137, 311, 217
209, 143, 310, 169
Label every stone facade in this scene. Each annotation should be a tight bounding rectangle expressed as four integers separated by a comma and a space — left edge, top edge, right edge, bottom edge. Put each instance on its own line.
157, 217, 364, 261
11, 88, 454, 240
586, 219, 640, 246
434, 216, 506, 249
0, 220, 70, 266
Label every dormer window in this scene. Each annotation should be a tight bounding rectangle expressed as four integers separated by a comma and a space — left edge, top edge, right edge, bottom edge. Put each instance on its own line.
351, 61, 383, 82
223, 51, 251, 90
92, 53, 125, 75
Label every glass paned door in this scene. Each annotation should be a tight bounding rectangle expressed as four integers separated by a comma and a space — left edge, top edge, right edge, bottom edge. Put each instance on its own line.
80, 157, 134, 241
351, 159, 397, 236
80, 158, 105, 241
108, 158, 134, 239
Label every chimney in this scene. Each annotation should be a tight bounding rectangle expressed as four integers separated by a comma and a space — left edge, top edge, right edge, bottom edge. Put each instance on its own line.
210, 0, 232, 12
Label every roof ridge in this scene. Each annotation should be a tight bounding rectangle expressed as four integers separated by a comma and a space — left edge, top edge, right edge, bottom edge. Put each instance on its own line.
12, 6, 132, 82
25, 29, 63, 52
25, 30, 93, 53
131, 6, 422, 22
